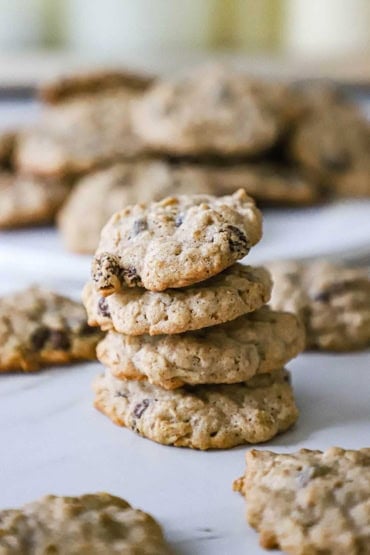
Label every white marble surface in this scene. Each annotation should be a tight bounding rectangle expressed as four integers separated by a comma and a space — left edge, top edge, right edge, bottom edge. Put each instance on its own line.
0, 100, 370, 553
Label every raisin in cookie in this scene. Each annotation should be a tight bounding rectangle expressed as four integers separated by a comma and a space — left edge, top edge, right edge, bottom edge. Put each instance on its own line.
83, 264, 271, 335
16, 90, 146, 178
94, 368, 298, 450
97, 307, 304, 389
0, 172, 70, 228
234, 447, 370, 555
92, 189, 262, 294
0, 287, 102, 372
58, 161, 216, 254
0, 492, 170, 554
40, 68, 155, 104
132, 64, 292, 156
59, 160, 318, 254
267, 260, 370, 351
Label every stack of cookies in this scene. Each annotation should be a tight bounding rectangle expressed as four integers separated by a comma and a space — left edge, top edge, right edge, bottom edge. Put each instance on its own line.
83, 189, 305, 450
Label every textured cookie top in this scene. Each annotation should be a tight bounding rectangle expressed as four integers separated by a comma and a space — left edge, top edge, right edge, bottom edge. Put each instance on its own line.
16, 90, 146, 178
0, 287, 102, 372
83, 264, 271, 335
234, 447, 370, 555
58, 161, 216, 254
40, 68, 155, 104
97, 307, 305, 389
94, 368, 298, 450
92, 189, 262, 294
267, 260, 370, 351
0, 173, 70, 228
0, 492, 170, 554
132, 64, 290, 156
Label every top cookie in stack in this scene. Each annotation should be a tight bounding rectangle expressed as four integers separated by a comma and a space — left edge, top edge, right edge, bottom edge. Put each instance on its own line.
91, 188, 262, 293
85, 190, 305, 450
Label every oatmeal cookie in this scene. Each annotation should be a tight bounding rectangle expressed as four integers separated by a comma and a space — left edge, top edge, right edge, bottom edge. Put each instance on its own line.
94, 368, 298, 450
92, 189, 262, 294
234, 447, 370, 554
0, 287, 102, 372
267, 260, 370, 351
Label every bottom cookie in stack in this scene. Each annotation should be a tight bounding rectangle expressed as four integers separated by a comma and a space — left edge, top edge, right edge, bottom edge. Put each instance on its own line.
94, 368, 298, 450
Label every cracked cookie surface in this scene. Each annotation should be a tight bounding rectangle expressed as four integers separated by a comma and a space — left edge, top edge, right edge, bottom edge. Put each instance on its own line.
83, 264, 271, 335
94, 368, 298, 450
267, 260, 370, 351
0, 287, 102, 372
0, 492, 170, 554
97, 307, 304, 389
92, 189, 262, 294
234, 447, 370, 555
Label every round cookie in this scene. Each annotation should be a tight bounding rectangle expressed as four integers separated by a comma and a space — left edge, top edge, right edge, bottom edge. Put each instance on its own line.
94, 368, 298, 450
0, 286, 102, 372
83, 264, 272, 336
97, 307, 305, 389
132, 64, 291, 156
267, 260, 370, 351
92, 189, 262, 294
16, 90, 146, 178
40, 68, 155, 104
234, 447, 370, 554
0, 172, 70, 228
0, 492, 170, 554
